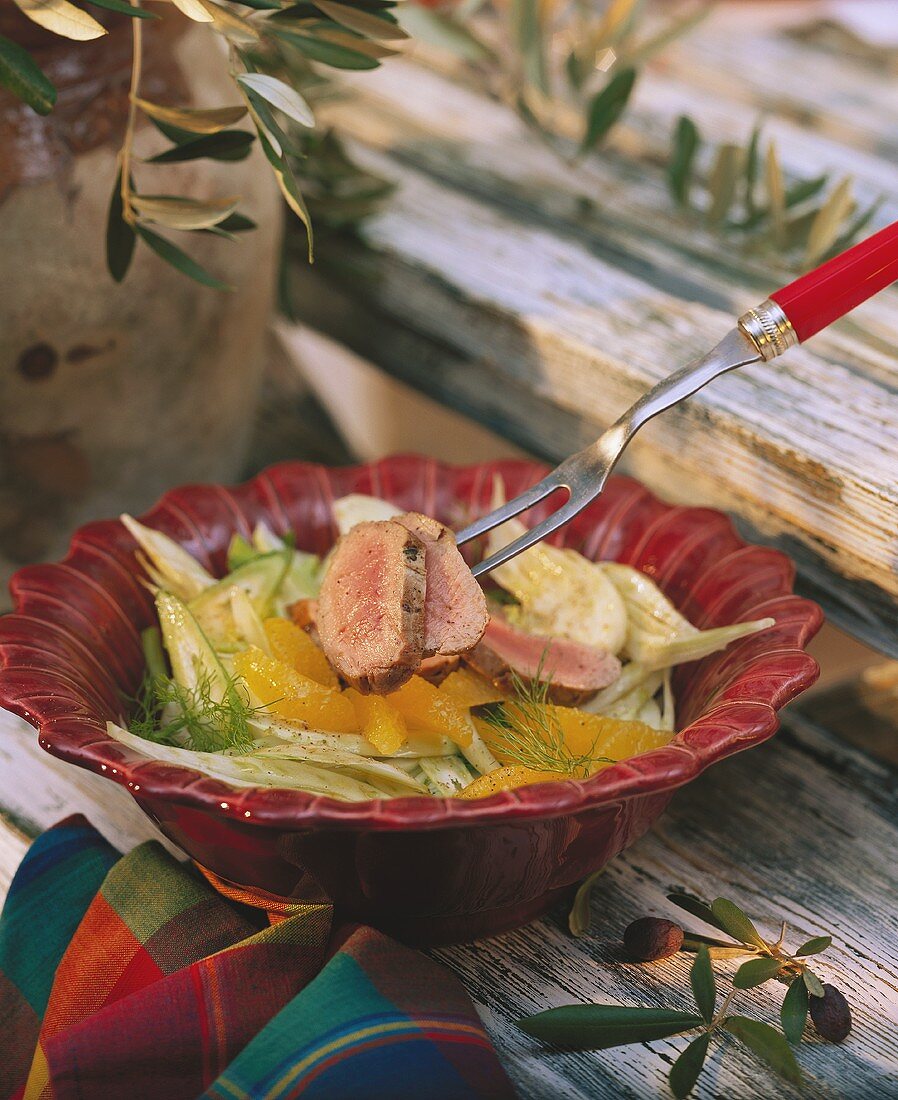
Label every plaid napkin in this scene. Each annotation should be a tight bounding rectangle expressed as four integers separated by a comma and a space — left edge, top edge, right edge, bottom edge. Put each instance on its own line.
0, 816, 516, 1100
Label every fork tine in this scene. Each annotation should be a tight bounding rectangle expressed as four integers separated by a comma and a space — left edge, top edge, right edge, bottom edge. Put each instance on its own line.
470, 493, 589, 577
454, 471, 567, 546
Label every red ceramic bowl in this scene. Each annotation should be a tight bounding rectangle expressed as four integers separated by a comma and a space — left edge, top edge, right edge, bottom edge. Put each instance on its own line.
0, 457, 822, 944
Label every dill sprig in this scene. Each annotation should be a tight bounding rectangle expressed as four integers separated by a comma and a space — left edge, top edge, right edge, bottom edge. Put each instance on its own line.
478, 666, 613, 779
129, 669, 259, 754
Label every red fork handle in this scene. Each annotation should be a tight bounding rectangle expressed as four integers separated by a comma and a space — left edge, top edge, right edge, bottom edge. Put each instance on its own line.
771, 219, 898, 343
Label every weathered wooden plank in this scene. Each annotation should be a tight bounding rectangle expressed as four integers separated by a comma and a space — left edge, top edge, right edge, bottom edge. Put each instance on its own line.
2, 706, 895, 1098
283, 36, 898, 653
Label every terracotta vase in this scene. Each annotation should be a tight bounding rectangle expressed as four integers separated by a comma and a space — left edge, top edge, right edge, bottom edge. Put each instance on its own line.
0, 10, 282, 603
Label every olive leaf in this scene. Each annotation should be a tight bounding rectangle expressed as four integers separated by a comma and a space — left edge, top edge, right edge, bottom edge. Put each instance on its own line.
669, 115, 700, 206
518, 1005, 704, 1050
805, 177, 855, 265
199, 0, 260, 43
690, 946, 716, 1024
167, 0, 214, 22
132, 194, 241, 231
794, 935, 832, 957
268, 24, 381, 69
710, 898, 768, 951
135, 225, 230, 290
733, 956, 783, 990
315, 0, 407, 41
803, 967, 825, 998
0, 32, 57, 115
580, 67, 637, 155
106, 169, 136, 283
707, 143, 744, 225
765, 140, 786, 246
781, 976, 809, 1044
568, 868, 604, 937
668, 1033, 711, 1100
135, 99, 249, 134
12, 0, 107, 41
84, 0, 158, 18
147, 131, 255, 164
723, 1017, 803, 1086
238, 73, 315, 127
394, 4, 491, 62
668, 893, 730, 934
511, 0, 549, 96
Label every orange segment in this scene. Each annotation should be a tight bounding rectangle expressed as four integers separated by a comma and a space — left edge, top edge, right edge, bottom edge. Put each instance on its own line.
345, 688, 407, 755
263, 617, 338, 688
456, 766, 569, 799
388, 676, 473, 748
552, 709, 672, 762
440, 668, 505, 709
233, 646, 358, 732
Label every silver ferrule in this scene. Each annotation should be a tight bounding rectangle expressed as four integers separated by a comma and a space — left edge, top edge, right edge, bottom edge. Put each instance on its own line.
737, 298, 799, 361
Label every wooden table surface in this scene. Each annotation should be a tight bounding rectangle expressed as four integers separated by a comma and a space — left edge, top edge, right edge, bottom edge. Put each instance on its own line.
1, 704, 895, 1099
288, 1, 898, 657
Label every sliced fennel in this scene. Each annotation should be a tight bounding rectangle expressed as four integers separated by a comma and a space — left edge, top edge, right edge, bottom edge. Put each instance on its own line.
107, 721, 390, 800
485, 516, 628, 655
156, 591, 229, 700
417, 755, 478, 796
251, 744, 428, 797
122, 514, 215, 600
188, 550, 292, 650
333, 494, 402, 534
601, 563, 773, 670
250, 716, 456, 758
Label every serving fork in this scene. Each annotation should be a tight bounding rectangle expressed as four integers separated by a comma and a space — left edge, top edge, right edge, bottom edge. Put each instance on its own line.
457, 220, 898, 576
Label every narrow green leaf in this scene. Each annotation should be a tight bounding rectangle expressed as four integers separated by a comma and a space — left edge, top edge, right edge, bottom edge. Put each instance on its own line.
795, 935, 832, 957
135, 225, 229, 290
580, 67, 637, 154
765, 141, 786, 246
822, 196, 883, 261
13, 0, 107, 41
733, 956, 783, 989
106, 169, 136, 283
147, 130, 255, 164
314, 0, 407, 40
690, 946, 716, 1024
273, 158, 314, 261
519, 1005, 704, 1050
707, 143, 744, 225
218, 212, 256, 232
84, 0, 158, 16
0, 33, 57, 115
395, 4, 492, 62
710, 898, 768, 950
803, 968, 825, 998
568, 869, 604, 937
668, 894, 731, 936
681, 935, 757, 961
781, 977, 809, 1044
237, 72, 315, 127
724, 1016, 803, 1086
744, 123, 761, 216
135, 98, 248, 134
669, 115, 700, 206
268, 24, 380, 68
511, 0, 548, 94
232, 0, 282, 8
805, 177, 855, 265
785, 174, 829, 209
669, 1033, 711, 1099
132, 193, 240, 230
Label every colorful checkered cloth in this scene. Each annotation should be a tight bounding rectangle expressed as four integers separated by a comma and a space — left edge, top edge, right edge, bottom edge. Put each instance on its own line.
0, 816, 516, 1100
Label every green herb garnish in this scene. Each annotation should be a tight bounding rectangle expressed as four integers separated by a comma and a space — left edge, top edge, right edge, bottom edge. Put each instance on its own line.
476, 664, 613, 779
129, 668, 260, 754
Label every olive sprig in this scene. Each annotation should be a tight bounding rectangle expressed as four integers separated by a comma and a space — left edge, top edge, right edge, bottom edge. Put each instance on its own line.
524, 893, 851, 1098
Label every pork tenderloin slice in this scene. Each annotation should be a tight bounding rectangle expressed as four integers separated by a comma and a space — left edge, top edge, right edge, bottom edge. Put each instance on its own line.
395, 512, 488, 657
463, 617, 621, 706
316, 520, 426, 694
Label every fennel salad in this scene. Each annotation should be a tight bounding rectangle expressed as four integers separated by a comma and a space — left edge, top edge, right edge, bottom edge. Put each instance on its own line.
109, 495, 773, 802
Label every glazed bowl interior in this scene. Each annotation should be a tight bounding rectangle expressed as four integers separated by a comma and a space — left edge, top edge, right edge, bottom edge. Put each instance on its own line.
0, 457, 823, 942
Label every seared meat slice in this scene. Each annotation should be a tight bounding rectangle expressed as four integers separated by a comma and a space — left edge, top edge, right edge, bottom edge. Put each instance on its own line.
317, 520, 426, 694
395, 512, 488, 657
287, 598, 318, 631
463, 617, 621, 706
417, 653, 461, 685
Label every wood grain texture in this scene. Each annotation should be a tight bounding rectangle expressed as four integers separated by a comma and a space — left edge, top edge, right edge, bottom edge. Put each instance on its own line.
286, 5, 898, 654
1, 707, 895, 1098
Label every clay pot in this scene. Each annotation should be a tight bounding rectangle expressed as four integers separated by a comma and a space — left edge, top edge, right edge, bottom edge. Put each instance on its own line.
0, 9, 282, 601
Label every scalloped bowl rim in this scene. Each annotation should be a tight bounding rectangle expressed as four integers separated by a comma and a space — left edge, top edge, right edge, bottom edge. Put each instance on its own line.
0, 457, 823, 832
